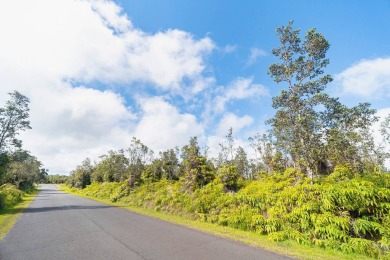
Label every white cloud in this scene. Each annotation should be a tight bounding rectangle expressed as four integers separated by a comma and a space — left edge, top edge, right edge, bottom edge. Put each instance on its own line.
123, 29, 214, 90
0, 0, 214, 90
215, 112, 253, 136
89, 0, 132, 33
222, 44, 237, 53
18, 83, 136, 173
246, 48, 267, 67
191, 76, 216, 94
215, 77, 269, 113
0, 0, 214, 173
336, 57, 390, 98
133, 97, 204, 152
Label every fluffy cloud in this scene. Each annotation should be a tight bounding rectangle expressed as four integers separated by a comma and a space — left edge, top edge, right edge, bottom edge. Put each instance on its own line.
222, 44, 237, 53
336, 57, 390, 98
215, 77, 269, 113
18, 83, 136, 173
0, 0, 214, 90
246, 48, 267, 67
0, 0, 214, 173
215, 112, 253, 136
133, 97, 204, 152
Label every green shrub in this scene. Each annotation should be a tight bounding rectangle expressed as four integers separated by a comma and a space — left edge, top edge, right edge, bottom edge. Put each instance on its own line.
71, 167, 390, 258
0, 184, 23, 209
217, 165, 240, 191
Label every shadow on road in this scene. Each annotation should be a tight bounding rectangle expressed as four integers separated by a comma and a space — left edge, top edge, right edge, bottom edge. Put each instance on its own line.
24, 205, 113, 214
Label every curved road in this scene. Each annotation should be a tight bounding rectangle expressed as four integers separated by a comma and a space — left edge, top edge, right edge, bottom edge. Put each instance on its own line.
0, 184, 291, 260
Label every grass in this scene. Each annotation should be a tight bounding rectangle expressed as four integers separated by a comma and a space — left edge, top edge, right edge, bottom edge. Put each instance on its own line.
60, 185, 375, 260
0, 189, 38, 240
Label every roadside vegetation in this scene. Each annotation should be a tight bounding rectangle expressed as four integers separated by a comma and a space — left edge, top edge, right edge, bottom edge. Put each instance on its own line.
66, 22, 390, 258
0, 91, 44, 238
0, 187, 37, 239
65, 167, 390, 259
45, 174, 69, 184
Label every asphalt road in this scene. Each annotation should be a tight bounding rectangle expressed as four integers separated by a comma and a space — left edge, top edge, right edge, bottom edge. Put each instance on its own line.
0, 184, 291, 260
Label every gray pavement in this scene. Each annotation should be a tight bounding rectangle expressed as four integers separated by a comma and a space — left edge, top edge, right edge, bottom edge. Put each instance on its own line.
0, 184, 291, 260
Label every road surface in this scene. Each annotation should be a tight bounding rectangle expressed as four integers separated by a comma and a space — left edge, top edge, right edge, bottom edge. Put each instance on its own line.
0, 184, 291, 260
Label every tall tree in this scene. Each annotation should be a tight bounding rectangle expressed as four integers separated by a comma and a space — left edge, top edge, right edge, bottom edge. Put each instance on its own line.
233, 146, 249, 178
93, 150, 129, 183
268, 21, 381, 177
160, 148, 180, 180
4, 150, 42, 189
321, 100, 380, 171
0, 91, 31, 152
181, 137, 214, 191
249, 133, 281, 173
268, 20, 332, 178
69, 158, 94, 189
380, 114, 390, 146
217, 128, 236, 167
127, 137, 153, 186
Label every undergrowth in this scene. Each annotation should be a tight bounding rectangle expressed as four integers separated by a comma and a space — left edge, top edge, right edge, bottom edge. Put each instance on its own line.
0, 184, 24, 209
69, 166, 390, 259
0, 185, 38, 239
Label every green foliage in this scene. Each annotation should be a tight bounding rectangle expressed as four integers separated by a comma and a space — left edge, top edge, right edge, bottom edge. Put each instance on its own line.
327, 164, 354, 182
0, 91, 46, 190
380, 114, 390, 146
46, 174, 69, 184
0, 184, 23, 209
68, 158, 93, 189
127, 137, 154, 186
182, 137, 215, 192
217, 165, 240, 191
4, 150, 42, 190
72, 166, 390, 258
64, 21, 390, 259
78, 181, 130, 203
267, 21, 381, 177
0, 91, 31, 152
92, 150, 129, 183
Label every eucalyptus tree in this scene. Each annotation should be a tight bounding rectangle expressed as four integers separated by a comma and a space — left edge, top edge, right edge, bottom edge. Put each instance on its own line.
4, 150, 41, 189
93, 150, 129, 182
69, 158, 94, 189
268, 21, 381, 177
0, 91, 31, 152
320, 100, 380, 171
268, 20, 333, 179
233, 146, 249, 178
380, 114, 390, 170
127, 137, 154, 186
248, 133, 285, 173
160, 148, 180, 180
381, 114, 390, 146
217, 128, 235, 166
181, 137, 214, 191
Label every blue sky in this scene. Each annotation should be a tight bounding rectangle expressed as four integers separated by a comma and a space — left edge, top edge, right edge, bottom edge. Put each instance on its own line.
0, 0, 389, 173
114, 0, 390, 119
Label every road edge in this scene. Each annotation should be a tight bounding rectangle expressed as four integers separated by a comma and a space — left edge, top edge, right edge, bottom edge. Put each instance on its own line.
59, 185, 372, 260
0, 188, 39, 240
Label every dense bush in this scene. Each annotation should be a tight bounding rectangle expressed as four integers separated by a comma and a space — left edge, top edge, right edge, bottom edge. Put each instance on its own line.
0, 184, 23, 209
72, 167, 390, 258
45, 174, 69, 184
